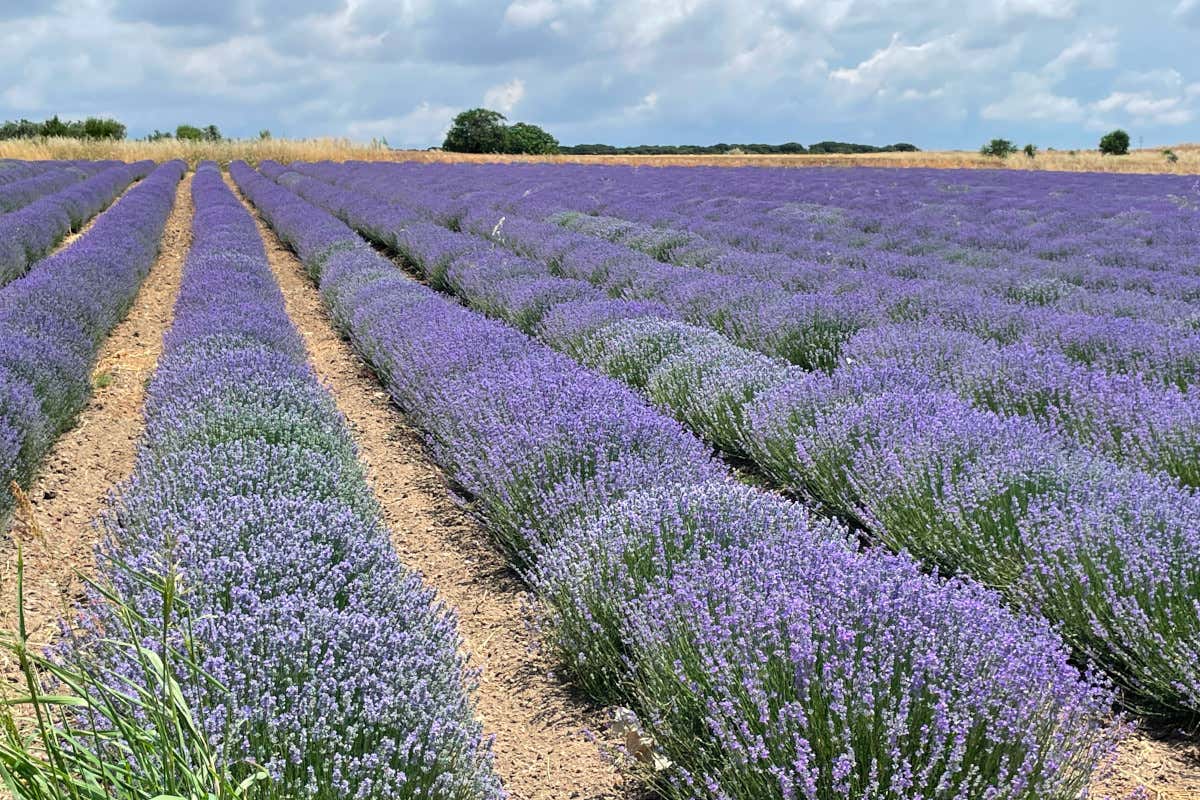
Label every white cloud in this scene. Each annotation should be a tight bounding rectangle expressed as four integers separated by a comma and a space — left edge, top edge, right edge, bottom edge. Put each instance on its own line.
994, 0, 1077, 21
829, 32, 1017, 97
483, 78, 526, 114
1044, 29, 1116, 77
1175, 0, 1200, 26
1090, 90, 1194, 125
345, 101, 460, 147
981, 73, 1085, 122
503, 0, 559, 28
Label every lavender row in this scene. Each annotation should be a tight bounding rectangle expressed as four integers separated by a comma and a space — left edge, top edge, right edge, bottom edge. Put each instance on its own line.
271, 162, 1200, 718
0, 160, 152, 288
332, 161, 1200, 295
280, 161, 1200, 487
0, 164, 89, 212
0, 159, 61, 185
235, 160, 1120, 799
0, 160, 183, 524
293, 161, 1200, 392
77, 163, 501, 800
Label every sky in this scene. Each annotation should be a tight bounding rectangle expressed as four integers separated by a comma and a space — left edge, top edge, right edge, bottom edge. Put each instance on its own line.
1, 0, 1197, 150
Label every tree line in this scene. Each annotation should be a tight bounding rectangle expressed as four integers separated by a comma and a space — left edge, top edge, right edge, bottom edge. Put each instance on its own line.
440, 107, 919, 156
0, 115, 126, 140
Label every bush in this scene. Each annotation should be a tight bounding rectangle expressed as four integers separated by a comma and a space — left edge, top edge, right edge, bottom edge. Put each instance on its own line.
1099, 129, 1130, 155
442, 108, 508, 153
1023, 143, 1038, 159
980, 138, 1017, 158
176, 124, 204, 141
503, 122, 559, 155
1163, 148, 1179, 163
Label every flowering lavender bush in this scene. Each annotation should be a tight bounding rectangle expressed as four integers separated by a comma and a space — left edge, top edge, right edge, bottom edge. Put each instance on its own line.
626, 535, 1117, 800
0, 160, 151, 287
83, 163, 501, 800
0, 165, 84, 212
234, 161, 1123, 797
0, 160, 182, 523
282, 160, 1200, 715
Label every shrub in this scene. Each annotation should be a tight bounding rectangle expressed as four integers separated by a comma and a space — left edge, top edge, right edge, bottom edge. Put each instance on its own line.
980, 138, 1018, 158
442, 108, 508, 153
504, 122, 559, 154
1099, 129, 1130, 155
1164, 148, 1179, 163
176, 124, 204, 141
1023, 143, 1037, 158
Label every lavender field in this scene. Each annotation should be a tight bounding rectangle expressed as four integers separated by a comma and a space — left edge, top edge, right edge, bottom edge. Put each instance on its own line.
1, 155, 1199, 799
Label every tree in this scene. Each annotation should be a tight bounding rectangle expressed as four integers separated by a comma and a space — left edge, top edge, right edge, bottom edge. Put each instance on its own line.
175, 124, 203, 141
1023, 143, 1037, 159
259, 129, 272, 140
503, 122, 559, 155
82, 117, 126, 140
980, 138, 1017, 158
442, 108, 508, 153
203, 124, 222, 142
41, 115, 68, 137
1099, 129, 1130, 155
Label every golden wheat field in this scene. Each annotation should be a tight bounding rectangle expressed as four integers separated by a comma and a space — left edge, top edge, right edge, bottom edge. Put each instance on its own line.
2, 136, 1199, 173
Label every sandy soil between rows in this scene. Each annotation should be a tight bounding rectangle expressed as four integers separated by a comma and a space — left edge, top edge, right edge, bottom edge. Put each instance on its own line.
231, 177, 634, 800
1, 174, 193, 694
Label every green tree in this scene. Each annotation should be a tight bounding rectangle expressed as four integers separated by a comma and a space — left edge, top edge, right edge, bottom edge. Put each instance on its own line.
82, 117, 126, 139
41, 115, 68, 137
442, 108, 508, 153
203, 124, 222, 142
1023, 143, 1037, 159
503, 122, 559, 154
1099, 129, 1130, 155
259, 129, 272, 140
175, 124, 203, 141
980, 138, 1017, 158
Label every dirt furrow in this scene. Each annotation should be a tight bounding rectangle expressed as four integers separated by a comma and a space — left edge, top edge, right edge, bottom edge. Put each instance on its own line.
1, 174, 193, 684
231, 176, 633, 800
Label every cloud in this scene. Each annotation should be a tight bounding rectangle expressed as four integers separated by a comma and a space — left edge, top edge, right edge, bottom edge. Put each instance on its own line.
981, 74, 1085, 122
1044, 29, 1117, 78
346, 101, 460, 147
1091, 90, 1194, 126
483, 78, 526, 115
0, 0, 1193, 150
1175, 0, 1200, 26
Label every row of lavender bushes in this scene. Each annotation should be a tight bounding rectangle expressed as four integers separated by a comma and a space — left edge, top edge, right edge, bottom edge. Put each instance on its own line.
283, 161, 1200, 488
273, 160, 1200, 719
0, 160, 152, 287
0, 162, 100, 212
67, 163, 502, 800
233, 160, 1120, 800
0, 160, 183, 524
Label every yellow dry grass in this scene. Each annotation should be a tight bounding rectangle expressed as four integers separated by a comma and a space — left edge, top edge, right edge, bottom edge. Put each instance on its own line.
2, 136, 1199, 174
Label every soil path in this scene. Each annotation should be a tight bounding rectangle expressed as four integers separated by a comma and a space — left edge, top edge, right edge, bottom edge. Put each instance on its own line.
231, 176, 632, 800
1094, 728, 1200, 799
1, 174, 193, 686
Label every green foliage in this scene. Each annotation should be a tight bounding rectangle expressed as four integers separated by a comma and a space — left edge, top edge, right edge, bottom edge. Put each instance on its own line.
442, 108, 508, 153
557, 141, 918, 156
203, 124, 222, 142
0, 487, 268, 800
980, 138, 1018, 158
0, 116, 125, 141
146, 129, 172, 142
1099, 129, 1130, 155
175, 124, 204, 141
1023, 143, 1037, 159
258, 129, 272, 140
503, 122, 559, 155
1163, 148, 1179, 164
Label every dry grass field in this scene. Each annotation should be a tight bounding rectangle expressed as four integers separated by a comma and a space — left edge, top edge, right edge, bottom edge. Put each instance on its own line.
2, 136, 1199, 173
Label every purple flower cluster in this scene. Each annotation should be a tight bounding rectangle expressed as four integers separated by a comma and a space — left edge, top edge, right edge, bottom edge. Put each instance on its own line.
0, 160, 152, 287
84, 163, 501, 800
277, 160, 1200, 716
0, 160, 183, 523
0, 164, 88, 212
233, 160, 1120, 799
